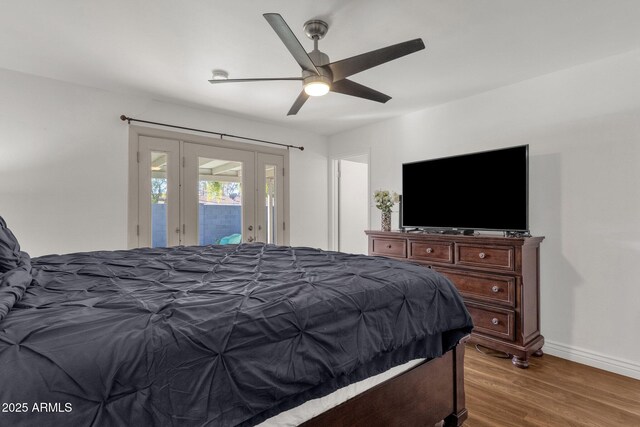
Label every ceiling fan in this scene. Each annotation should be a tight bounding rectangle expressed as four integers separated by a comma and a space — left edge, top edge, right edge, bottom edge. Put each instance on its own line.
209, 13, 425, 116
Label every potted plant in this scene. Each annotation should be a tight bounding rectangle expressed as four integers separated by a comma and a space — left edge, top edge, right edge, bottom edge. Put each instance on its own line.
374, 190, 399, 232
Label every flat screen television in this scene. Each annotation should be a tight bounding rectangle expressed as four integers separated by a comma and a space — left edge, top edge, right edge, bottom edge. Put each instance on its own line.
401, 145, 528, 232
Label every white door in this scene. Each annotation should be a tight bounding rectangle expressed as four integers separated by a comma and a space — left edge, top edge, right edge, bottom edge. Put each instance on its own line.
257, 153, 285, 244
138, 136, 181, 247
182, 143, 256, 246
338, 158, 369, 254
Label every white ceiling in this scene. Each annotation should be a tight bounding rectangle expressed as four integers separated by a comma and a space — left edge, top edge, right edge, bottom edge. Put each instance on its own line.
2, 0, 640, 135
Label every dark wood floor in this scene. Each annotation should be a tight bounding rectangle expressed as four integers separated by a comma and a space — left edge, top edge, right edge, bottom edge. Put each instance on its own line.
463, 344, 640, 426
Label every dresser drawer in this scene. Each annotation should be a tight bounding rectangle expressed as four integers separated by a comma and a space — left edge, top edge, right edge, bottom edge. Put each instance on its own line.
456, 244, 515, 271
439, 269, 515, 307
371, 238, 407, 257
466, 304, 515, 340
409, 241, 453, 263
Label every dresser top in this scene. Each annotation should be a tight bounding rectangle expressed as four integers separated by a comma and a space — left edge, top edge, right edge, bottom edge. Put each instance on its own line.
365, 230, 544, 246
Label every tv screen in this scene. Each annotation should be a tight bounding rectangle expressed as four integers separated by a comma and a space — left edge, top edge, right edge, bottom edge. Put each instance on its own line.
402, 145, 528, 232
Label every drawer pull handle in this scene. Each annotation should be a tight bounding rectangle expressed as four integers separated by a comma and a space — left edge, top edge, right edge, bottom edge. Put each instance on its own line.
491, 318, 499, 325
386, 244, 392, 249
479, 252, 486, 259
426, 247, 433, 253
491, 285, 500, 293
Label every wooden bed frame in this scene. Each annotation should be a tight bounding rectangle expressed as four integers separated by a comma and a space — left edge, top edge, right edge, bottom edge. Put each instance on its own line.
302, 338, 468, 427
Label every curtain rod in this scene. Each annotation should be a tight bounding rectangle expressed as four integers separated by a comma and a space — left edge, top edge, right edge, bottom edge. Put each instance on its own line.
120, 115, 304, 151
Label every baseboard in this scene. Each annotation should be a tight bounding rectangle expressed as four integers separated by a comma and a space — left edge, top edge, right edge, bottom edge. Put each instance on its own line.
544, 340, 640, 380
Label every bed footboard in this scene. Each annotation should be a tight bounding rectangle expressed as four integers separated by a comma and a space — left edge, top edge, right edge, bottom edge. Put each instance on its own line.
303, 338, 468, 427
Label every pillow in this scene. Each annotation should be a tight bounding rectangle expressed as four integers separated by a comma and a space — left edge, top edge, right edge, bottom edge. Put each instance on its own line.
0, 216, 22, 273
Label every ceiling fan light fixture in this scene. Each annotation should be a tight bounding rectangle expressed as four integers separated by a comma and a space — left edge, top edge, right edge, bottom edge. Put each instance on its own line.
303, 72, 332, 97
304, 81, 330, 96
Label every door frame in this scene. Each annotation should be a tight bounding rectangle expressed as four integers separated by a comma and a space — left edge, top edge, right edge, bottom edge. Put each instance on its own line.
127, 125, 290, 248
328, 151, 371, 251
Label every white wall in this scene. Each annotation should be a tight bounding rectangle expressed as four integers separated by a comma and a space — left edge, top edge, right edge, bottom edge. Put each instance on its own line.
329, 50, 640, 378
0, 68, 328, 256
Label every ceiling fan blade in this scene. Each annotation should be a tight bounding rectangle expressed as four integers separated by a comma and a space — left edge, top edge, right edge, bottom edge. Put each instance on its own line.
264, 13, 320, 75
331, 79, 391, 103
287, 90, 310, 116
209, 77, 303, 84
328, 38, 425, 81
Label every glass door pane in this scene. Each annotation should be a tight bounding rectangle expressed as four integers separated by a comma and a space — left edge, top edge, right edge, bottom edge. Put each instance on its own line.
264, 165, 277, 244
151, 152, 168, 247
197, 158, 243, 245
138, 136, 180, 248
257, 153, 284, 244
183, 144, 255, 246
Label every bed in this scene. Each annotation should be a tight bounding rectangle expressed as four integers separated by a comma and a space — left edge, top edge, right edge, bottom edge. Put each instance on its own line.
0, 216, 473, 426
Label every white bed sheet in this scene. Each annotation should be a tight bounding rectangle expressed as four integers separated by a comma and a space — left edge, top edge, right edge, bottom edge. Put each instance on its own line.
258, 358, 425, 426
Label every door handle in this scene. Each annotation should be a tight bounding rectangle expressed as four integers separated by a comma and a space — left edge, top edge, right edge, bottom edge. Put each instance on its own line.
248, 225, 253, 231
247, 236, 255, 242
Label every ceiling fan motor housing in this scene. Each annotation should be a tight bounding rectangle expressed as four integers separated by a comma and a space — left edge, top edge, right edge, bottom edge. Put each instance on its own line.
303, 67, 332, 88
305, 49, 332, 89
308, 49, 330, 66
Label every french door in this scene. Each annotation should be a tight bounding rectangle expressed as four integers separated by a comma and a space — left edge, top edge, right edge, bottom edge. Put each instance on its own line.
182, 143, 255, 246
134, 135, 286, 248
138, 136, 181, 247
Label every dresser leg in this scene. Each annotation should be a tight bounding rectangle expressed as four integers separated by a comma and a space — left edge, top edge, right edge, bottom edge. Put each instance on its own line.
533, 349, 544, 357
443, 409, 468, 427
511, 355, 529, 368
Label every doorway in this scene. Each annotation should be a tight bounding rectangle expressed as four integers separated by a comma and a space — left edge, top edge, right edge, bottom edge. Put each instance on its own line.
333, 154, 369, 254
129, 127, 288, 248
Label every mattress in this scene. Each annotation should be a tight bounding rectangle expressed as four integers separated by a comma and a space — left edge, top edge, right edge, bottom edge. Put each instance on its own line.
258, 357, 425, 426
0, 218, 472, 426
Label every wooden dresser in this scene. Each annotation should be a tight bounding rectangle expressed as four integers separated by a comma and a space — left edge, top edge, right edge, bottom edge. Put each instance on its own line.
366, 230, 544, 368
